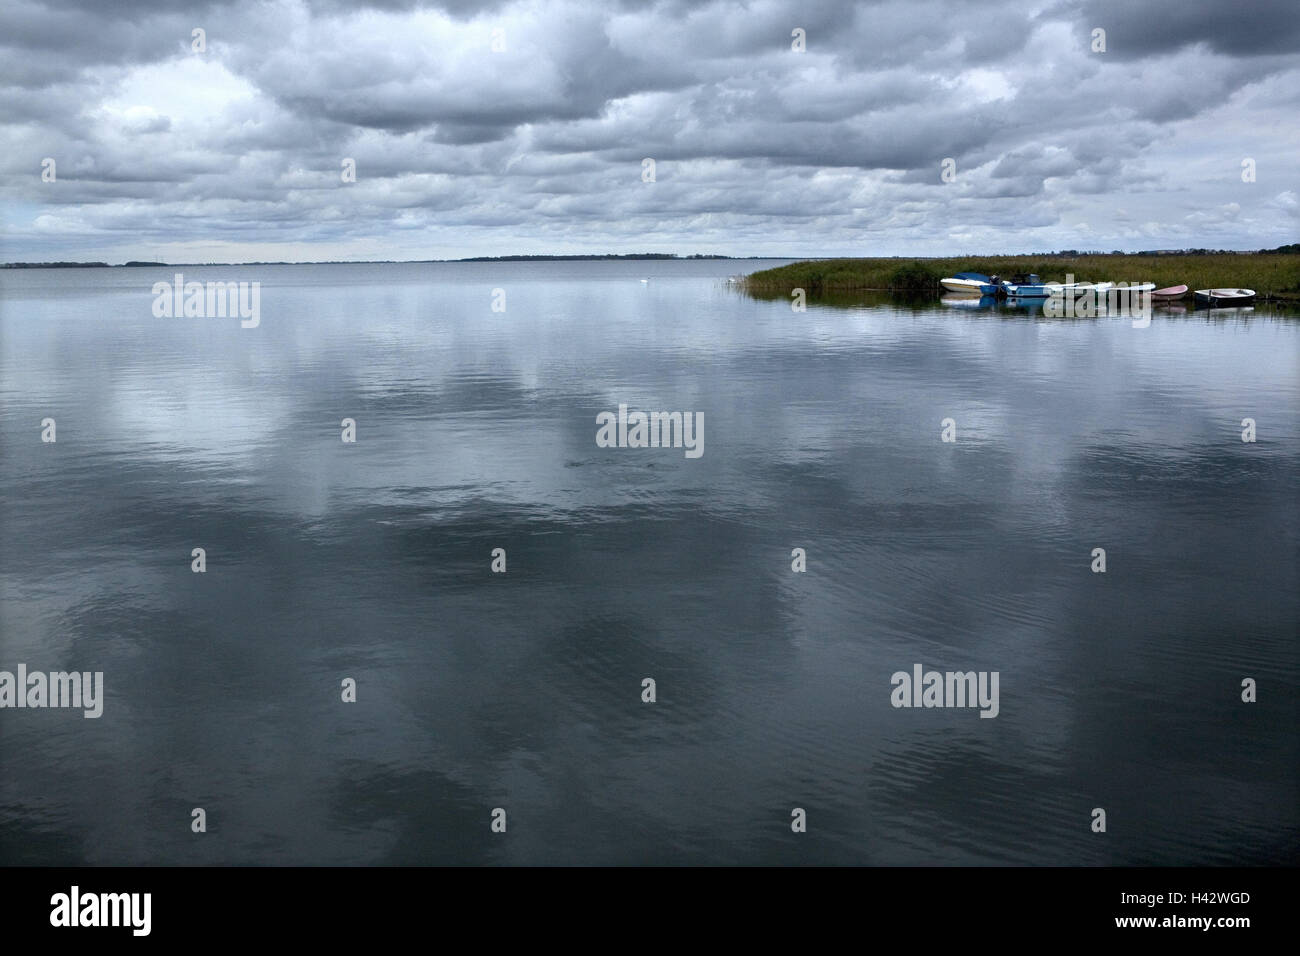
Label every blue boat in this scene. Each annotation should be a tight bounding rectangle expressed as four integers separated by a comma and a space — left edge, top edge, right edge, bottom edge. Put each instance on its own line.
1002, 275, 1110, 299
1000, 274, 1048, 297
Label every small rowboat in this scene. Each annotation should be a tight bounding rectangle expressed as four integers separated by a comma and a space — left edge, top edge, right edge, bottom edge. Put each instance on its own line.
1151, 284, 1187, 299
1194, 288, 1255, 306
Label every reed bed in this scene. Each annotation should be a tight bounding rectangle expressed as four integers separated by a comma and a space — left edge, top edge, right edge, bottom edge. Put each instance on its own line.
742, 253, 1300, 300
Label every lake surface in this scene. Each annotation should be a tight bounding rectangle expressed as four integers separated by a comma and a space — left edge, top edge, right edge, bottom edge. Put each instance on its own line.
1, 260, 1296, 865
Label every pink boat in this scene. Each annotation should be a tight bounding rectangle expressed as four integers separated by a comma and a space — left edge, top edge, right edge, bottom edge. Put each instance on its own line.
1152, 284, 1188, 299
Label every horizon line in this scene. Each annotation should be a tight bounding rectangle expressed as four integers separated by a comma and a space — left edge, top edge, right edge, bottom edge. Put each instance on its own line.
4, 245, 1296, 269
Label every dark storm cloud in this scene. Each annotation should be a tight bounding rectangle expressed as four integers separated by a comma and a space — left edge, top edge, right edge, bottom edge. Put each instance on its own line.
1, 0, 1297, 259
1067, 0, 1300, 58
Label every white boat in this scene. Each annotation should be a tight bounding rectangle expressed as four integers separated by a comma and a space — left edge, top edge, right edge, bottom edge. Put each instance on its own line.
1194, 288, 1255, 306
1036, 281, 1154, 299
1088, 282, 1155, 295
1042, 280, 1114, 295
940, 272, 997, 295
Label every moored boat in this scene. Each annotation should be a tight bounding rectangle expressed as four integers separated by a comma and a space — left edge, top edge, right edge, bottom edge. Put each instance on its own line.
1151, 284, 1188, 299
1194, 288, 1255, 306
940, 272, 998, 295
1004, 275, 1110, 298
1000, 274, 1047, 297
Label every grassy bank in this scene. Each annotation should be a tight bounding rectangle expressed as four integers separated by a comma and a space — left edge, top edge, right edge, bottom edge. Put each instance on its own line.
743, 253, 1300, 301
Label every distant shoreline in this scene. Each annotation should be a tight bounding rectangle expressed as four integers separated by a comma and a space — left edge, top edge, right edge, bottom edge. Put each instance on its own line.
0, 254, 765, 269
4, 247, 1295, 269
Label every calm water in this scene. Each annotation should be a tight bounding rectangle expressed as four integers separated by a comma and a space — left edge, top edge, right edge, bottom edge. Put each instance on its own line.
1, 261, 1297, 865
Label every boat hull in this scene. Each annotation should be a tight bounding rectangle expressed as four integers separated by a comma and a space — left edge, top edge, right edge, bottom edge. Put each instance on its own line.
940, 278, 987, 295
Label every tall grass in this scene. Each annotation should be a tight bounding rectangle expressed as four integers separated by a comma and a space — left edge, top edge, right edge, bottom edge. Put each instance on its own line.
743, 253, 1300, 300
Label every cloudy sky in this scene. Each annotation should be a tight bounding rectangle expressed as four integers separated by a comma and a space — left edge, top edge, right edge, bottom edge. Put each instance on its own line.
2, 0, 1298, 262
